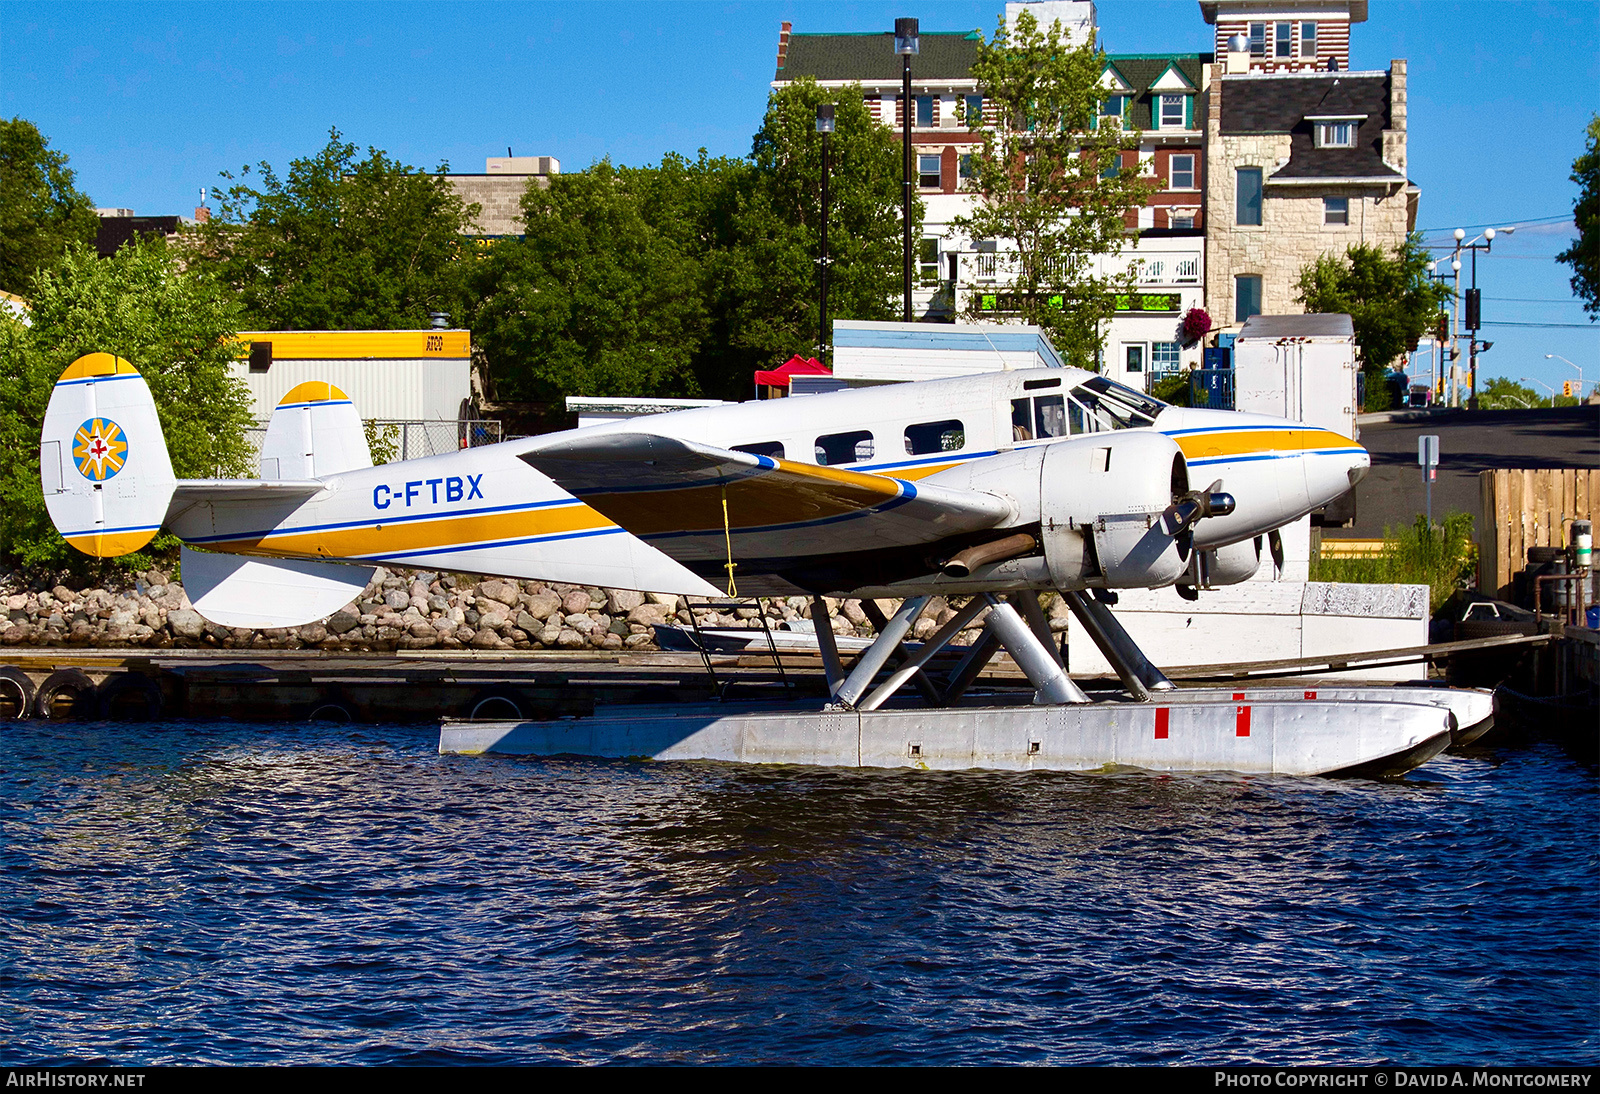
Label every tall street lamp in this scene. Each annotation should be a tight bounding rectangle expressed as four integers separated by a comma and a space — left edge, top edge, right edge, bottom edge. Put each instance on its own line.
1520, 376, 1555, 407
895, 17, 919, 323
815, 103, 835, 360
1452, 225, 1515, 410
1546, 353, 1584, 401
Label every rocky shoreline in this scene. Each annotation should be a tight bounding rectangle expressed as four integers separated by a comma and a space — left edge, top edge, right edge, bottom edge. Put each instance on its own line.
2, 567, 1075, 652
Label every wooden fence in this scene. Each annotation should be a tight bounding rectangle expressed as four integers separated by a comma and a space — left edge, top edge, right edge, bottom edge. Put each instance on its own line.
1479, 469, 1595, 598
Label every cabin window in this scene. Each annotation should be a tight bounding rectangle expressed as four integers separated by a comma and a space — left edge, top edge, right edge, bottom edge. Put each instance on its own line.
1076, 375, 1164, 431
1011, 398, 1033, 440
733, 441, 785, 459
904, 419, 966, 456
1068, 398, 1091, 435
815, 430, 874, 466
1034, 395, 1068, 439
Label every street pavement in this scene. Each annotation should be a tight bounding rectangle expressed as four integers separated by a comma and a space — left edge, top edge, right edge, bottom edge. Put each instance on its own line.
1327, 405, 1598, 540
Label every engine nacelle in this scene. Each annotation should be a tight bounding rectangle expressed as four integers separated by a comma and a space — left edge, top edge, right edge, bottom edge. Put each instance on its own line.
1183, 536, 1263, 589
1039, 432, 1190, 590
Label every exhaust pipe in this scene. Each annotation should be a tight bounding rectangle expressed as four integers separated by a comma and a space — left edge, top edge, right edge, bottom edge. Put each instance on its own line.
942, 533, 1037, 578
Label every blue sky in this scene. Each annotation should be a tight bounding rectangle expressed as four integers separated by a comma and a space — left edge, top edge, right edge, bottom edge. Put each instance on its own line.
4, 1, 1595, 394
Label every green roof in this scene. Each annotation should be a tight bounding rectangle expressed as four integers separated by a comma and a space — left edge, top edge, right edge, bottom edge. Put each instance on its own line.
778, 31, 983, 82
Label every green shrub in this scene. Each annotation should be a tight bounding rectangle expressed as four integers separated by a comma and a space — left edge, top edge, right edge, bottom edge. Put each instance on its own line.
1312, 512, 1476, 613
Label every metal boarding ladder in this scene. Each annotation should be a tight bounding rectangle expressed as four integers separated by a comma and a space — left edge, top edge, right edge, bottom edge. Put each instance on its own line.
683, 597, 796, 699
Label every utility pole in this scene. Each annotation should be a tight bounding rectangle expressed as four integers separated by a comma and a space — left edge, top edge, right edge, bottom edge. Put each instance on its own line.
895, 18, 919, 323
815, 103, 834, 360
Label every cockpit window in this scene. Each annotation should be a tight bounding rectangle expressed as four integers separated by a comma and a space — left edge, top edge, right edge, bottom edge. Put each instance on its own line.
1075, 376, 1165, 430
733, 441, 785, 459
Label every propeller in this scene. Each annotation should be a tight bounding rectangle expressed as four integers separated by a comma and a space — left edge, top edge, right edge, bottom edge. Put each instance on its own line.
1160, 479, 1236, 539
1268, 528, 1285, 578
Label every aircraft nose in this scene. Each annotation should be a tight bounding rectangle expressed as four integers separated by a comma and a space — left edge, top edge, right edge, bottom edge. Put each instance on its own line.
1348, 448, 1371, 486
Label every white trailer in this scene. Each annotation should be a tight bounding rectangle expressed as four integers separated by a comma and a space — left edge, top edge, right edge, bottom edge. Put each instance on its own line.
1232, 313, 1360, 525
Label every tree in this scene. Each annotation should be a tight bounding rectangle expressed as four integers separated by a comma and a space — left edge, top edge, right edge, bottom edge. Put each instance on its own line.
1476, 376, 1546, 410
1294, 235, 1453, 402
196, 129, 479, 331
469, 159, 709, 409
952, 9, 1156, 368
1556, 114, 1599, 318
0, 238, 254, 568
0, 119, 98, 296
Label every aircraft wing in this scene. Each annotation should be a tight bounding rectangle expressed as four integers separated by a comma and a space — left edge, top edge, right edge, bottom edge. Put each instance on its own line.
520, 432, 1013, 566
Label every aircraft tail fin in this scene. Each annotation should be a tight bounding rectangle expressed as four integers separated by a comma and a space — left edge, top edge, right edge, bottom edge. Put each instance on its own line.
40, 353, 177, 558
259, 381, 372, 479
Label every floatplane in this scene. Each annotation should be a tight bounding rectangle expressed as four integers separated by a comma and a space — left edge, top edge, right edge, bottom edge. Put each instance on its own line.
41, 351, 1487, 776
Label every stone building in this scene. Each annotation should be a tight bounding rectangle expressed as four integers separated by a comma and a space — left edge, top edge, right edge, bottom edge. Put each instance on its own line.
445, 156, 560, 238
1201, 54, 1415, 332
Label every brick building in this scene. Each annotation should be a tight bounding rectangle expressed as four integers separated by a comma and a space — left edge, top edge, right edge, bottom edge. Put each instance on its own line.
1200, 0, 1363, 74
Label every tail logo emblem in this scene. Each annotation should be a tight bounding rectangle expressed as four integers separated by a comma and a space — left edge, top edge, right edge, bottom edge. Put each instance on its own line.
72, 418, 128, 481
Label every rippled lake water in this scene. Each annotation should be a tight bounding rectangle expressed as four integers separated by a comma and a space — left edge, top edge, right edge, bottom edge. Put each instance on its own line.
0, 719, 1594, 1066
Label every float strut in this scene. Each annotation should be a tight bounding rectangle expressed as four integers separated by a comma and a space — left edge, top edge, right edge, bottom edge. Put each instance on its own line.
1060, 589, 1174, 701
983, 596, 1090, 705
858, 596, 991, 711
833, 596, 930, 708
859, 597, 943, 706
1009, 591, 1064, 669
941, 627, 1003, 704
810, 596, 845, 695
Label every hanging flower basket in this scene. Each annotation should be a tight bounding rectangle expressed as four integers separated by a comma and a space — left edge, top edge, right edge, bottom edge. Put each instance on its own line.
1179, 307, 1212, 348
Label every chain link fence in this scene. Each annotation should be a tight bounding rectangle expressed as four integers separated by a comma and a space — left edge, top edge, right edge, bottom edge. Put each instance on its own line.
243, 419, 504, 474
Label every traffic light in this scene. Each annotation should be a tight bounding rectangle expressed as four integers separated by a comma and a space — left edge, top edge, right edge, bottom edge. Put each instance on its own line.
1464, 288, 1481, 330
1563, 380, 1575, 398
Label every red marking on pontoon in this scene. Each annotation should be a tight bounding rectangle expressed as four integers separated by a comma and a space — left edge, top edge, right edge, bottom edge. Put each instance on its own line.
1155, 707, 1169, 739
1236, 704, 1252, 737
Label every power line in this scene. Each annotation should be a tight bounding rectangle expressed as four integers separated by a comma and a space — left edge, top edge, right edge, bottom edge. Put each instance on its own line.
1485, 296, 1586, 303
1479, 320, 1597, 329
1418, 214, 1573, 232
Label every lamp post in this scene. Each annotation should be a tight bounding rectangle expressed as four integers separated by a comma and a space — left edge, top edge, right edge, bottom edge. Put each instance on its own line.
1452, 225, 1515, 410
815, 103, 835, 360
895, 17, 919, 323
1521, 376, 1556, 407
1546, 353, 1584, 401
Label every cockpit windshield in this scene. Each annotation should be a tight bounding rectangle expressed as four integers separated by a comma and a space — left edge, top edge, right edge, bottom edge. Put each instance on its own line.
1072, 376, 1166, 431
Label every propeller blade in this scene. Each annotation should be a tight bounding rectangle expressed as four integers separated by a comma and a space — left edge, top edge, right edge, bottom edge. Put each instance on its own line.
1268, 529, 1285, 576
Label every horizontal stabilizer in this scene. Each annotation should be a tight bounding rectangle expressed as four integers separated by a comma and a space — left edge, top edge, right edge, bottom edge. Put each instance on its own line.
521, 432, 1012, 564
181, 544, 375, 629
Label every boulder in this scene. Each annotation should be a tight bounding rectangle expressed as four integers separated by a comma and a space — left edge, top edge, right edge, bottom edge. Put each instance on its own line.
167, 609, 206, 639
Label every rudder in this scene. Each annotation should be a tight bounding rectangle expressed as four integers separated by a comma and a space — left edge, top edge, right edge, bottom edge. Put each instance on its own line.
40, 353, 176, 557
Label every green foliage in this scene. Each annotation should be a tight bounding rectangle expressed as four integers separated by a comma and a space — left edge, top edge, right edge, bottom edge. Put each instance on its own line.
1312, 513, 1476, 613
472, 84, 909, 406
0, 118, 98, 296
1477, 376, 1546, 409
363, 420, 399, 466
470, 158, 710, 407
196, 128, 480, 331
1149, 372, 1191, 406
952, 10, 1156, 367
1295, 235, 1454, 402
1556, 114, 1599, 317
0, 239, 254, 568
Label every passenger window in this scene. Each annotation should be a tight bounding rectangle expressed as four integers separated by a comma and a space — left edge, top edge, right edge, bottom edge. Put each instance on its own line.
815, 430, 874, 466
904, 419, 965, 456
732, 441, 785, 459
1068, 398, 1091, 435
1034, 396, 1067, 439
1011, 399, 1033, 441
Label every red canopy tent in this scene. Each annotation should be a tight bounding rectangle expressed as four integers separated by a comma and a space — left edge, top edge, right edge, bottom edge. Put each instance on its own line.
754, 355, 831, 395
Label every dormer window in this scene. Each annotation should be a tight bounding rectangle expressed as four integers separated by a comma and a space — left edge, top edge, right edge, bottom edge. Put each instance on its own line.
1159, 94, 1187, 129
1100, 95, 1127, 127
1314, 121, 1357, 148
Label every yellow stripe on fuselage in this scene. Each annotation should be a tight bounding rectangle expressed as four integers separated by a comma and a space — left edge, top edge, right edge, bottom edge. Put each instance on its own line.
1174, 428, 1359, 461
202, 503, 615, 562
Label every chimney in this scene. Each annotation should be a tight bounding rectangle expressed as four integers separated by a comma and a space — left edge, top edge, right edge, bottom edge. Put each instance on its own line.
193, 206, 211, 223
777, 21, 791, 70
1225, 33, 1249, 75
